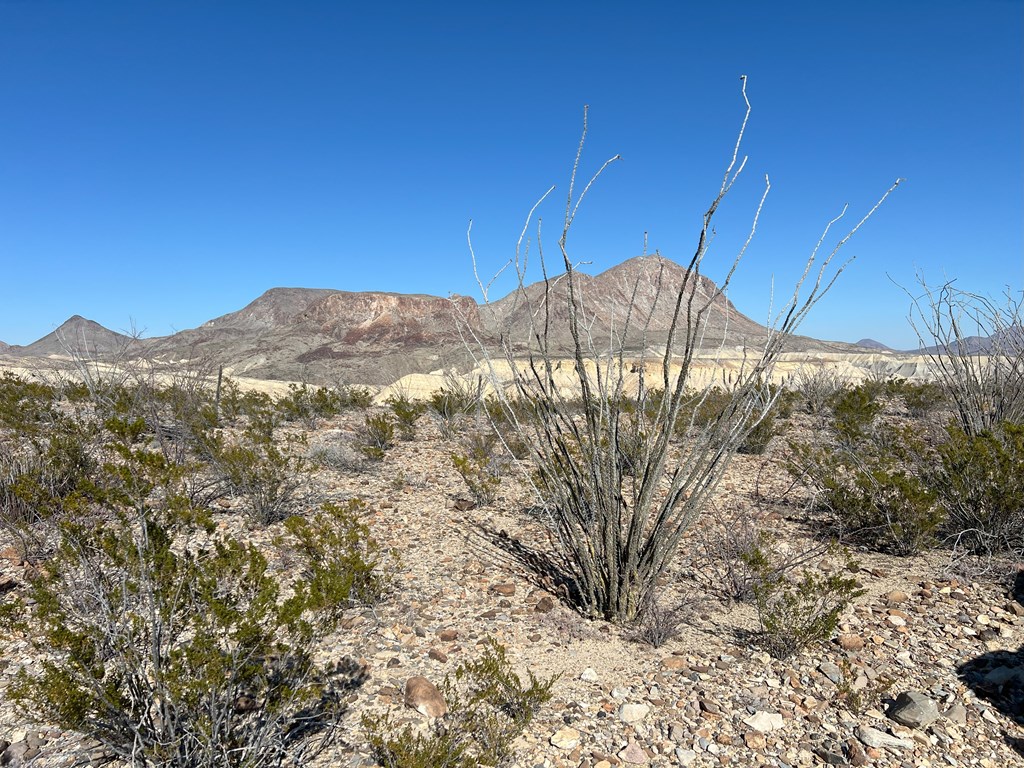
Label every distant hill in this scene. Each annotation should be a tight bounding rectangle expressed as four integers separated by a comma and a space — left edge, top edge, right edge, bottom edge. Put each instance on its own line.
5, 256, 865, 385
912, 325, 1024, 356
854, 338, 893, 351
8, 316, 136, 359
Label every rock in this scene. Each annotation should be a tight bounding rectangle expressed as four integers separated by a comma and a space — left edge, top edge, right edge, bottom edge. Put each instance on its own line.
819, 661, 844, 685
743, 711, 784, 732
618, 702, 650, 724
943, 703, 968, 725
534, 595, 555, 613
855, 725, 914, 750
404, 675, 447, 717
580, 667, 599, 682
675, 748, 697, 766
743, 730, 767, 749
888, 691, 939, 728
661, 656, 689, 671
846, 739, 868, 766
838, 634, 865, 651
490, 582, 516, 597
549, 726, 581, 750
618, 741, 650, 764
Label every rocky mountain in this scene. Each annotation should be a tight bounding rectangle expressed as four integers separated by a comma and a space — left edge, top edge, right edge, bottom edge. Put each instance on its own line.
481, 255, 769, 353
145, 287, 482, 384
4, 256, 864, 385
6, 315, 136, 359
913, 325, 1024, 356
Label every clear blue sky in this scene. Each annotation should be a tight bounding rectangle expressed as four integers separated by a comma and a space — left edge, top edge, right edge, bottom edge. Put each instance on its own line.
1, 0, 1021, 350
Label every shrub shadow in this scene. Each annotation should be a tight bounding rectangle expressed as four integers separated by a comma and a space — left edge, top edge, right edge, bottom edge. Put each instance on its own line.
956, 645, 1024, 729
471, 521, 583, 609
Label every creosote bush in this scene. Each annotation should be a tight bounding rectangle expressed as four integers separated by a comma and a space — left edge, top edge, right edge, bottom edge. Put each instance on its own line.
213, 427, 306, 525
1, 421, 380, 768
451, 431, 506, 506
364, 639, 557, 768
751, 551, 865, 659
360, 413, 396, 460
934, 421, 1024, 555
388, 393, 427, 441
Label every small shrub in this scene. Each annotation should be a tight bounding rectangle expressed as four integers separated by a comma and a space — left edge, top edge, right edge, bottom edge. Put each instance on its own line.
829, 385, 883, 445
2, 439, 371, 768
934, 421, 1024, 555
792, 367, 846, 416
791, 429, 943, 556
630, 594, 689, 648
691, 516, 827, 604
899, 381, 947, 419
835, 658, 894, 715
388, 394, 427, 441
429, 380, 483, 438
276, 383, 344, 429
751, 554, 865, 659
451, 432, 505, 506
307, 441, 367, 473
360, 413, 396, 460
214, 429, 306, 525
282, 499, 390, 616
364, 639, 557, 768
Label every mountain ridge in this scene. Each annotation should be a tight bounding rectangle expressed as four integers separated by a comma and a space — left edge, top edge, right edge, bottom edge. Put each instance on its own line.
3, 256, 866, 385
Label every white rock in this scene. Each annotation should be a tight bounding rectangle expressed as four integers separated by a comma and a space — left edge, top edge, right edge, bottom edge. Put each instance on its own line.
743, 711, 784, 733
618, 702, 651, 724
856, 725, 913, 750
580, 667, 599, 682
675, 748, 698, 766
549, 726, 581, 750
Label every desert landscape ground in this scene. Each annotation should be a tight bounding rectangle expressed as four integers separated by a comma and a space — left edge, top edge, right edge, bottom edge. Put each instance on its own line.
0, 258, 1022, 768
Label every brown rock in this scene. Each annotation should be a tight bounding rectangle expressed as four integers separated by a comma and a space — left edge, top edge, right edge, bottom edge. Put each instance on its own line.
0, 546, 23, 566
404, 675, 447, 717
661, 656, 690, 671
744, 731, 767, 750
490, 582, 516, 596
838, 634, 865, 651
535, 595, 555, 613
618, 741, 650, 764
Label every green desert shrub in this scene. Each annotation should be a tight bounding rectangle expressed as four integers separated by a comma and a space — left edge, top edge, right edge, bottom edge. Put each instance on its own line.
360, 413, 396, 460
791, 425, 943, 556
751, 553, 865, 659
388, 394, 427, 440
933, 421, 1024, 555
451, 432, 506, 506
275, 383, 346, 429
899, 380, 947, 419
213, 428, 306, 525
282, 499, 391, 615
828, 384, 883, 446
3, 499, 371, 767
364, 640, 556, 768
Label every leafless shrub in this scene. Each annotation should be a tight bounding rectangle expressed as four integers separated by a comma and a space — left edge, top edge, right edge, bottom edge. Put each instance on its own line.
459, 78, 901, 622
792, 366, 846, 416
908, 281, 1024, 436
688, 506, 829, 603
630, 593, 692, 648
